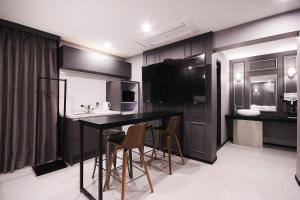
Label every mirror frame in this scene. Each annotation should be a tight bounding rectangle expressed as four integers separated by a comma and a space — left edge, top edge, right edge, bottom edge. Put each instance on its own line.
249, 74, 278, 112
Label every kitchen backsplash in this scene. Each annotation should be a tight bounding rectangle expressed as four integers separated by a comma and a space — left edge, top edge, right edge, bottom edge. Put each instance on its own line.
59, 69, 121, 114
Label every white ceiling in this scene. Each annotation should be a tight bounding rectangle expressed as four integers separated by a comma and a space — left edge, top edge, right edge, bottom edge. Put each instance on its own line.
222, 37, 298, 60
1, 0, 300, 58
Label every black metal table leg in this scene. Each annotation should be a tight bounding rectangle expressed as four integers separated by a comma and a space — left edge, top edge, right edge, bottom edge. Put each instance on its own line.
98, 128, 103, 200
105, 134, 111, 171
80, 123, 84, 191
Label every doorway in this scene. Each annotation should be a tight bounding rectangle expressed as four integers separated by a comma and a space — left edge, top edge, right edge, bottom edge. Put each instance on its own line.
217, 61, 222, 148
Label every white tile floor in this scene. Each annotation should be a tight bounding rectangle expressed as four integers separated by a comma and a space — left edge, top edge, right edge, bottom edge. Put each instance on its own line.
0, 142, 299, 200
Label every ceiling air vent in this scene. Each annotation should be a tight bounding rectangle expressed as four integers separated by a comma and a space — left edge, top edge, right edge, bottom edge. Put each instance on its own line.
137, 20, 197, 48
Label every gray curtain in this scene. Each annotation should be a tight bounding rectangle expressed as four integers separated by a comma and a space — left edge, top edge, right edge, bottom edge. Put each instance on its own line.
0, 26, 58, 173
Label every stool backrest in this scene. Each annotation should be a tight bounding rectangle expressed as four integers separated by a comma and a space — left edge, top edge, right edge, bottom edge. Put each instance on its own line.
166, 116, 181, 134
122, 123, 146, 149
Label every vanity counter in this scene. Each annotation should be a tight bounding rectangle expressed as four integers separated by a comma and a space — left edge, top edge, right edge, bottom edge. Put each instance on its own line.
225, 114, 296, 123
226, 114, 297, 148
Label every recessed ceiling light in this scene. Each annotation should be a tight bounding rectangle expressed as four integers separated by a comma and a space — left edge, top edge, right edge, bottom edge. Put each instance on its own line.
188, 66, 192, 70
104, 41, 112, 49
142, 22, 152, 33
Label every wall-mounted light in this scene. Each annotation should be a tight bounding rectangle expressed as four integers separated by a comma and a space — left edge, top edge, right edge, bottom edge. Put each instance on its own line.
235, 72, 242, 82
287, 67, 296, 79
254, 87, 260, 95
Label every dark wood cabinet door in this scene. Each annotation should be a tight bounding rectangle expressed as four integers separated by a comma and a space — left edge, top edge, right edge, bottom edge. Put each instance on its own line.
184, 120, 207, 159
191, 40, 205, 56
59, 45, 131, 78
159, 45, 185, 61
142, 65, 159, 103
144, 52, 157, 66
63, 118, 104, 165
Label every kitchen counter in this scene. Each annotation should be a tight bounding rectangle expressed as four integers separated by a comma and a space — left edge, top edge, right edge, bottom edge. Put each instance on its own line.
63, 110, 121, 120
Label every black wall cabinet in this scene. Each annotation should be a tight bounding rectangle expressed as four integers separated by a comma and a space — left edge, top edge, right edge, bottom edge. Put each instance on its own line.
143, 33, 208, 66
142, 32, 216, 163
59, 45, 131, 78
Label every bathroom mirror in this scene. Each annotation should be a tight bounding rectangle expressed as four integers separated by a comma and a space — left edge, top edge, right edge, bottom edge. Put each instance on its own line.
250, 74, 277, 112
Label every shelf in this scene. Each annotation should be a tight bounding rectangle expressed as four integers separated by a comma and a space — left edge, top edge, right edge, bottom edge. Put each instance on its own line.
121, 102, 137, 104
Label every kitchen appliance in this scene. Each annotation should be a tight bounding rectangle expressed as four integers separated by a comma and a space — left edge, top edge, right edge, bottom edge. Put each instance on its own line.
122, 91, 135, 102
102, 102, 111, 111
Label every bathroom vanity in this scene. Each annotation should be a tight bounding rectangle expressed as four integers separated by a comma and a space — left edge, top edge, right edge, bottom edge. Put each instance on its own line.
227, 50, 297, 149
226, 115, 297, 148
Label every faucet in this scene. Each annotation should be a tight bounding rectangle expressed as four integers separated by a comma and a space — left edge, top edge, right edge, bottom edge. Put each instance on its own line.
81, 104, 92, 113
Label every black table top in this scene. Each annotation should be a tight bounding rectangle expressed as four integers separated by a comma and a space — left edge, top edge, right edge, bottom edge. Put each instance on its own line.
225, 114, 297, 123
79, 111, 183, 129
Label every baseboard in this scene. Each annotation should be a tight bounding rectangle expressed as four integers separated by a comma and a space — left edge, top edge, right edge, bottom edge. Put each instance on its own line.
263, 142, 296, 150
227, 138, 296, 150
296, 175, 300, 186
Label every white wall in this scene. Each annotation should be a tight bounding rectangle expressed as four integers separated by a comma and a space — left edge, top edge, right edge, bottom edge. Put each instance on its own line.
222, 37, 297, 60
212, 52, 230, 144
126, 54, 144, 107
213, 9, 300, 50
59, 69, 120, 114
296, 35, 300, 182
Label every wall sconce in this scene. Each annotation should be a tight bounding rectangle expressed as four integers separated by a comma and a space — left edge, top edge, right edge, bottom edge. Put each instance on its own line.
254, 87, 260, 95
235, 72, 242, 82
287, 67, 296, 79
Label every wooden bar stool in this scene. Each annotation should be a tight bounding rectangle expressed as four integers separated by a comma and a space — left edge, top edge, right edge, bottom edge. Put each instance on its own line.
140, 124, 157, 160
103, 124, 154, 200
92, 129, 126, 179
151, 116, 185, 175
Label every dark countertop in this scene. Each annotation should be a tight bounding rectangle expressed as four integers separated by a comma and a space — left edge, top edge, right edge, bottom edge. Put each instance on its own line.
225, 114, 297, 123
79, 111, 183, 129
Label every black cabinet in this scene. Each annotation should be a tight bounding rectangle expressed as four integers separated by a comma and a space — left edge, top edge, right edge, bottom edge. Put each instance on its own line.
62, 117, 122, 165
143, 32, 210, 66
59, 45, 131, 78
191, 39, 205, 56
183, 103, 208, 160
144, 51, 157, 66
142, 62, 208, 160
142, 65, 159, 103
159, 44, 186, 61
142, 32, 215, 163
63, 117, 98, 165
